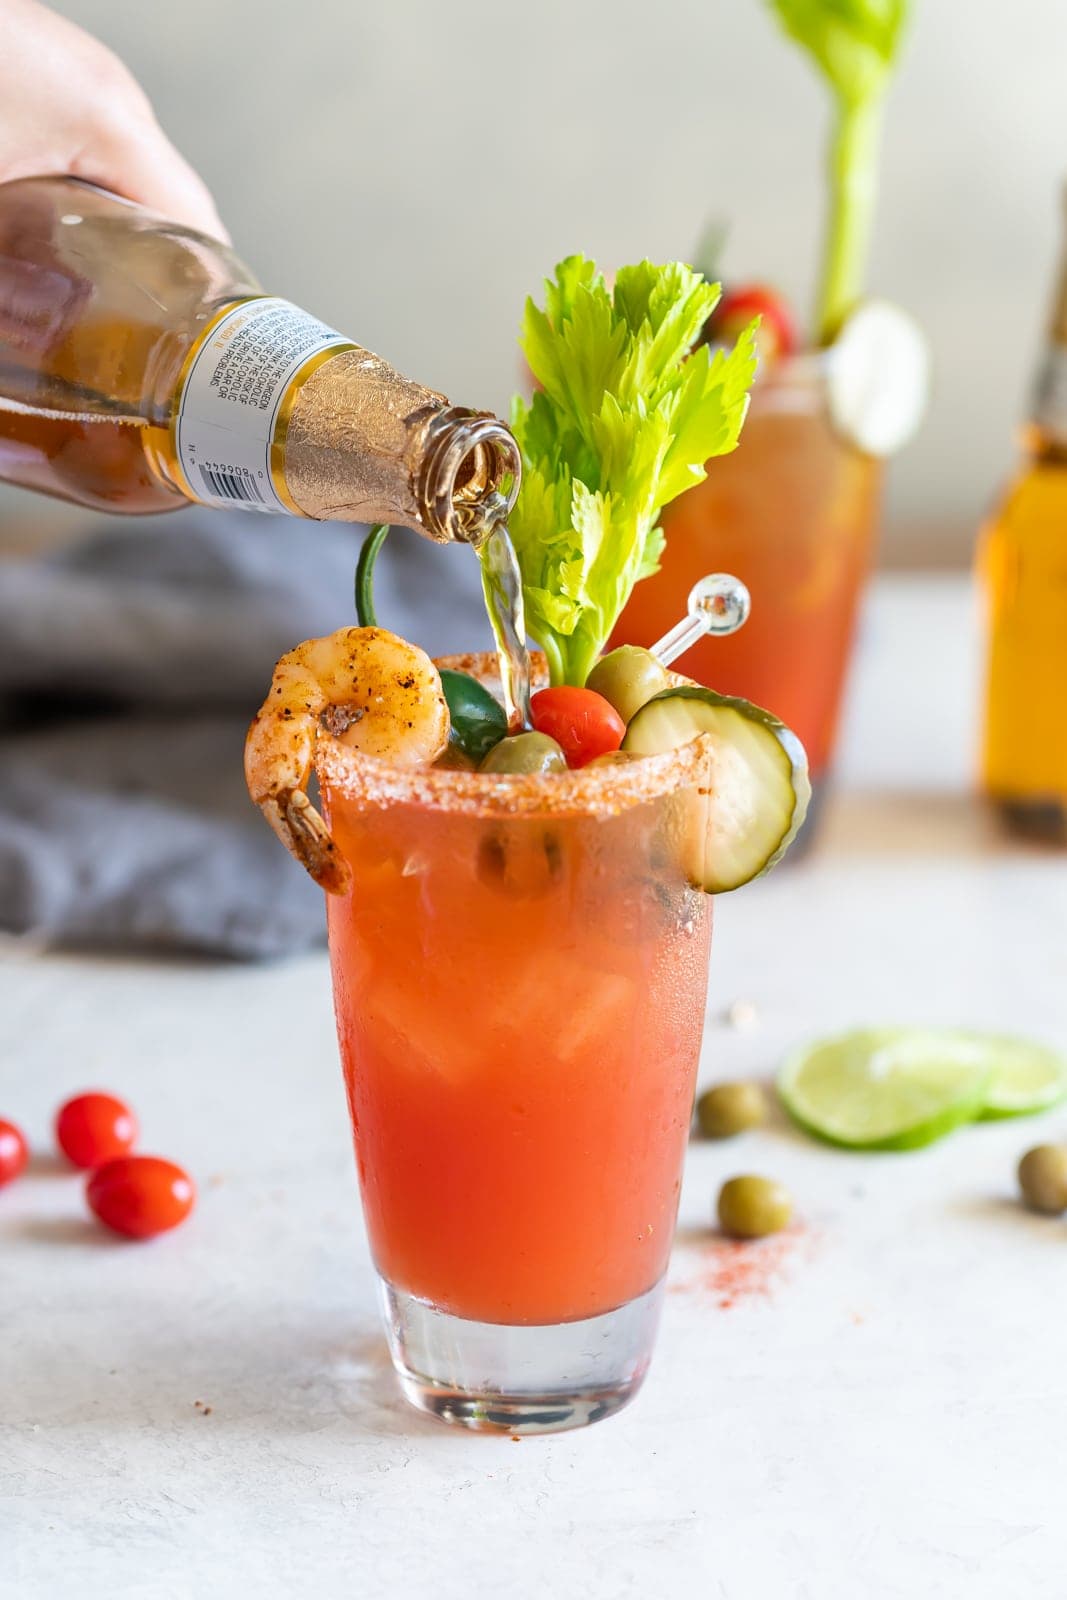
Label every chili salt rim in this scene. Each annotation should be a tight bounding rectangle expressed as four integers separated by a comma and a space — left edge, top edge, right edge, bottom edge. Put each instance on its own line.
314, 651, 713, 819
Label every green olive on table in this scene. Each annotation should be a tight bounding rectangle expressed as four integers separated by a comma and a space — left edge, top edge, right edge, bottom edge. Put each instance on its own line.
717, 1175, 792, 1239
585, 646, 670, 725
1018, 1145, 1067, 1215
696, 1082, 767, 1139
480, 731, 567, 775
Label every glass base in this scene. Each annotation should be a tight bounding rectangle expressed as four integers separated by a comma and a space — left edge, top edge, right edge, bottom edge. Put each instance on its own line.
378, 1275, 665, 1435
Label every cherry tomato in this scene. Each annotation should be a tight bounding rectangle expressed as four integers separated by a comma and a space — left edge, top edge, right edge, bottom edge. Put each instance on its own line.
0, 1119, 28, 1186
56, 1092, 138, 1169
530, 686, 626, 768
708, 284, 797, 363
87, 1156, 195, 1240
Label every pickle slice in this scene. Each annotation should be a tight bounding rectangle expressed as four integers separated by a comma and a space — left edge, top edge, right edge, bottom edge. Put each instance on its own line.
622, 686, 810, 891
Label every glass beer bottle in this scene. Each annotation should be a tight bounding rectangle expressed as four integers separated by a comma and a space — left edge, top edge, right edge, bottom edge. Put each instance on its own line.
0, 177, 518, 543
979, 190, 1067, 841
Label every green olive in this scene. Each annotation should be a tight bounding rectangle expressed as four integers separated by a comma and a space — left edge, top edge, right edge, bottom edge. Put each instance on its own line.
1018, 1145, 1067, 1215
696, 1082, 767, 1139
717, 1175, 792, 1240
480, 731, 567, 775
586, 646, 670, 725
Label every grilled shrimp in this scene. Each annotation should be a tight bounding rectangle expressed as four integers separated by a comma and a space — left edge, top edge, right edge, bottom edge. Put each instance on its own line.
244, 626, 449, 894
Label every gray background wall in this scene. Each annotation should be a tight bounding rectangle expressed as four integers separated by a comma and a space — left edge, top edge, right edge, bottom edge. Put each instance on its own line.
4, 0, 1066, 563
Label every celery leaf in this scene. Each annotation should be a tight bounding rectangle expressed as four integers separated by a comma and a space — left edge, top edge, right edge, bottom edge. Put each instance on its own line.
506, 256, 757, 687
767, 0, 909, 105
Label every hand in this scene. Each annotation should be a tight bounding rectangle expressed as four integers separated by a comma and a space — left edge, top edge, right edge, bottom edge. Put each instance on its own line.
0, 0, 227, 239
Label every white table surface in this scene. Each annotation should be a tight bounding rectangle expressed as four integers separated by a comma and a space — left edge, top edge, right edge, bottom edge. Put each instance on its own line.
5, 575, 1067, 1600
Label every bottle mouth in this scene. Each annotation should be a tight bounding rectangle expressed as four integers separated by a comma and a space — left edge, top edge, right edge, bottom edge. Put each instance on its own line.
419, 409, 522, 545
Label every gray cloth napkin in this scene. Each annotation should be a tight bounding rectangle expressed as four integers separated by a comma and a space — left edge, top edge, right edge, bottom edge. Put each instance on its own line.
0, 507, 492, 959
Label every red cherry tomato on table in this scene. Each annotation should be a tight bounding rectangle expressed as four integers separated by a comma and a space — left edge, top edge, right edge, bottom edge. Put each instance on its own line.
707, 284, 797, 363
530, 687, 626, 768
87, 1156, 195, 1239
56, 1092, 138, 1169
0, 1119, 28, 1186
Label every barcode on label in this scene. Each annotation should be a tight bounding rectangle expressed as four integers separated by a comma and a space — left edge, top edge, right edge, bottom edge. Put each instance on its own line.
198, 464, 265, 504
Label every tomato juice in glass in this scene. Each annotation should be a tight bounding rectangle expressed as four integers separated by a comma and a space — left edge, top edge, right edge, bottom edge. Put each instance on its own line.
317, 657, 714, 1431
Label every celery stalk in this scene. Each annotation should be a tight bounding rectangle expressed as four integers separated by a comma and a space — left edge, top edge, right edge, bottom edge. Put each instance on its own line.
765, 0, 910, 346
508, 258, 758, 685
818, 92, 885, 343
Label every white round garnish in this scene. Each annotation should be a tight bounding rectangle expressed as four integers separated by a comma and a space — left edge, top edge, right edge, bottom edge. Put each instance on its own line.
827, 299, 930, 457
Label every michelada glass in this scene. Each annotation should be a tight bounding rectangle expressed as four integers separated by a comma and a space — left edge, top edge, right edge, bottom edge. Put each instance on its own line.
613, 355, 883, 808
317, 654, 714, 1434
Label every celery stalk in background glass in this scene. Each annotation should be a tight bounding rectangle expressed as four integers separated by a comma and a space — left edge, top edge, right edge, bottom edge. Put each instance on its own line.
765, 0, 911, 343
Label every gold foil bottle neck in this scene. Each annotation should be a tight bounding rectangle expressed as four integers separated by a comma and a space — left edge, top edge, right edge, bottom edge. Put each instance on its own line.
281, 344, 519, 542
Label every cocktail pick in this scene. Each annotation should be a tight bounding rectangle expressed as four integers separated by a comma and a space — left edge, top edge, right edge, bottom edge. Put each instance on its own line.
649, 574, 751, 668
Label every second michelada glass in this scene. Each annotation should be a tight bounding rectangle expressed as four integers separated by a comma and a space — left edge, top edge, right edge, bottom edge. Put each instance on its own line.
613, 355, 883, 805
317, 656, 714, 1434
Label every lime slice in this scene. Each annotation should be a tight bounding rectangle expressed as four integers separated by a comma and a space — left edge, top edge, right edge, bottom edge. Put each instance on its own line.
978, 1036, 1067, 1119
778, 1029, 996, 1151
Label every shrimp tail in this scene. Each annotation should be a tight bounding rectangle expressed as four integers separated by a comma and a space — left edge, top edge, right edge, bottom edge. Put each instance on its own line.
259, 789, 352, 897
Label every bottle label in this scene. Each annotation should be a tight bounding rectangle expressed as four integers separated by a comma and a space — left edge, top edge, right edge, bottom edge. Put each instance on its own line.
1032, 345, 1067, 442
174, 297, 352, 513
